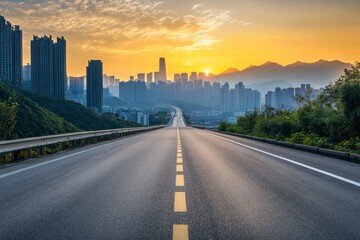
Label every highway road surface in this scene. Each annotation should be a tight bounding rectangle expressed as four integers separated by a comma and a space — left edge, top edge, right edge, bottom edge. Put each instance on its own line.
0, 108, 359, 239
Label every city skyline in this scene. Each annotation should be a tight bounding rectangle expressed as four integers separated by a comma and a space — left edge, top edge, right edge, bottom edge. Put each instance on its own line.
0, 0, 359, 80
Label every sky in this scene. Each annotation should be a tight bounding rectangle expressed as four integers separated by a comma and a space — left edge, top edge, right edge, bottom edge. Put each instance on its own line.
1, 0, 360, 80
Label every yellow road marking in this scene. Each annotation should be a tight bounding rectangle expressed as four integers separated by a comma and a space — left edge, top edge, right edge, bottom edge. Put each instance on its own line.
174, 192, 187, 212
177, 151, 182, 154
173, 224, 189, 240
177, 153, 182, 158
177, 158, 183, 163
176, 174, 185, 186
176, 164, 183, 172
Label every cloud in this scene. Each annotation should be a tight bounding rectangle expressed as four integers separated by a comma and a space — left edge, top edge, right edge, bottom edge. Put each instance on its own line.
0, 0, 241, 54
192, 4, 202, 10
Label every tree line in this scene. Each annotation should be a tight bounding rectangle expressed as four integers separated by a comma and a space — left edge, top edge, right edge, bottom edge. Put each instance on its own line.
219, 62, 360, 154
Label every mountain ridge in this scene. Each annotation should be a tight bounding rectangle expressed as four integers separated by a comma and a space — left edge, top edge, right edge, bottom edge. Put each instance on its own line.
210, 59, 352, 90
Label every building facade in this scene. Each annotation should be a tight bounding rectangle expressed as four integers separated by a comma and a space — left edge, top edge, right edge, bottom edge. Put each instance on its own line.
0, 16, 22, 87
31, 35, 66, 99
86, 60, 103, 111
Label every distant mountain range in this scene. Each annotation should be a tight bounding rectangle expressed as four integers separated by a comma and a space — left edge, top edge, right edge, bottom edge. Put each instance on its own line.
206, 60, 352, 93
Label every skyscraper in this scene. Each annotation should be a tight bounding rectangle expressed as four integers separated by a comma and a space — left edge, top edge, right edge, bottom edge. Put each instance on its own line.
0, 15, 22, 87
147, 72, 153, 84
137, 73, 145, 81
86, 60, 103, 112
53, 37, 66, 99
159, 57, 167, 81
31, 35, 66, 99
189, 72, 198, 81
154, 72, 160, 82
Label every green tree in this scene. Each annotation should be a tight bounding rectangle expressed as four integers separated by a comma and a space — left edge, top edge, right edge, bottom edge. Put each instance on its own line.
0, 91, 19, 139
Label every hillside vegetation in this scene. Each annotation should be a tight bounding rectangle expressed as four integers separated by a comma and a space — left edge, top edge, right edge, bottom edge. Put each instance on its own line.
219, 62, 360, 154
0, 83, 139, 141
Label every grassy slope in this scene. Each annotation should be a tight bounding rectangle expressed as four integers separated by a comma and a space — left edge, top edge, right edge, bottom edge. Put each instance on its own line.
0, 83, 140, 140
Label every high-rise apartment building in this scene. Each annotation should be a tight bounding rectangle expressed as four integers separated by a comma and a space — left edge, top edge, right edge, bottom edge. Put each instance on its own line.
154, 72, 160, 82
53, 37, 66, 99
147, 72, 153, 84
22, 63, 31, 91
189, 72, 198, 81
0, 16, 22, 87
86, 60, 103, 111
137, 73, 145, 81
31, 35, 66, 99
159, 57, 167, 81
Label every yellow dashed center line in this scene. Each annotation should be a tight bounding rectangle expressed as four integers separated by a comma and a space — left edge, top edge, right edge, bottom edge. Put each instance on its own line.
173, 128, 189, 239
174, 192, 187, 212
176, 164, 183, 172
175, 174, 185, 187
173, 224, 189, 240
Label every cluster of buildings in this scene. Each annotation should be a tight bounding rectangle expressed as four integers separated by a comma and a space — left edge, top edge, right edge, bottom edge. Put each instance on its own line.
119, 78, 261, 112
0, 15, 104, 112
0, 15, 323, 121
0, 16, 22, 88
265, 84, 323, 110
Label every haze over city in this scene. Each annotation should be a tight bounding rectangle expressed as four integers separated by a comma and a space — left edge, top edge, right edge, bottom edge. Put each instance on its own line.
1, 0, 360, 79
1, 1, 360, 240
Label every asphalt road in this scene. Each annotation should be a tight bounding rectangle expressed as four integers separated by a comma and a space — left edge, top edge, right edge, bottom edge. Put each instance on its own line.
0, 110, 359, 239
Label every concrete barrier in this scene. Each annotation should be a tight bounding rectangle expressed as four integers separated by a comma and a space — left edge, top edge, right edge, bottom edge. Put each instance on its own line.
318, 148, 350, 160
293, 143, 319, 153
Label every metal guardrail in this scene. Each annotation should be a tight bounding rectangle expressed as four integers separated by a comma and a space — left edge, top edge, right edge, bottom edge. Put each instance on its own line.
0, 126, 166, 159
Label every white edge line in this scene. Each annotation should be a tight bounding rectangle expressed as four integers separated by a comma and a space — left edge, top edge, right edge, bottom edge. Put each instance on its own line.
0, 135, 139, 180
206, 132, 360, 188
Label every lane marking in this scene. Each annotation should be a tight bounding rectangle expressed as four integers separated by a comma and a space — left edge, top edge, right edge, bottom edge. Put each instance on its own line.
176, 165, 183, 172
177, 158, 183, 164
206, 132, 360, 187
177, 153, 183, 158
174, 192, 187, 212
0, 135, 140, 180
176, 174, 185, 186
173, 224, 189, 240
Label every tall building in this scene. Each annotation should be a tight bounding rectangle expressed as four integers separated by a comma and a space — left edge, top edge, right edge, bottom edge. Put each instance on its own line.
147, 72, 153, 84
0, 16, 22, 87
31, 35, 66, 99
22, 63, 31, 91
221, 83, 230, 111
154, 72, 160, 82
174, 74, 180, 82
159, 57, 167, 81
86, 60, 103, 111
137, 73, 145, 81
109, 75, 115, 86
69, 76, 85, 96
181, 73, 188, 82
103, 74, 109, 87
189, 72, 198, 81
53, 37, 66, 99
